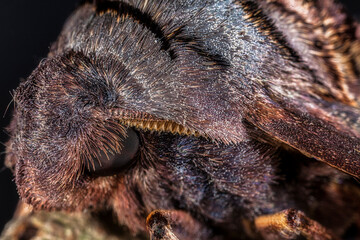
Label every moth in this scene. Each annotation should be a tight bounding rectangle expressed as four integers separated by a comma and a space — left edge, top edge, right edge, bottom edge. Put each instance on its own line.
5, 0, 360, 239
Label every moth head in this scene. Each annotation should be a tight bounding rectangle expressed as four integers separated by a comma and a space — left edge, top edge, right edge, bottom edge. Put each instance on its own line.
6, 51, 140, 211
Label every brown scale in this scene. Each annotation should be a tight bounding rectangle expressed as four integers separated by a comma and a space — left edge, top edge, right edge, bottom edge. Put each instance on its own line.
3, 0, 360, 240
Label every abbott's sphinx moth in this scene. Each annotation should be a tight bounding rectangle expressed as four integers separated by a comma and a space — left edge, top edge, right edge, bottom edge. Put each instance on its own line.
5, 0, 360, 239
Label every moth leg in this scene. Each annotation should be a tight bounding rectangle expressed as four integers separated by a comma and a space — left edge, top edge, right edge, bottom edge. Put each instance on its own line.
254, 209, 338, 240
146, 209, 212, 240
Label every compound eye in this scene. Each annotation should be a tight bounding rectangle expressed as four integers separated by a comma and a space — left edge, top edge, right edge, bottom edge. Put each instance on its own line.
90, 128, 139, 176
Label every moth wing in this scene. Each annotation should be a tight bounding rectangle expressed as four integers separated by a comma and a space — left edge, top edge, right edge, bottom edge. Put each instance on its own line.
247, 98, 360, 178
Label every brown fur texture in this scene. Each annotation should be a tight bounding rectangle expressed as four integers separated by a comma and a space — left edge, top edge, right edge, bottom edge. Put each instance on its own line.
5, 0, 360, 239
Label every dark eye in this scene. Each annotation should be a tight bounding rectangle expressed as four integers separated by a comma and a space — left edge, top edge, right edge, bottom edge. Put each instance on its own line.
90, 128, 139, 176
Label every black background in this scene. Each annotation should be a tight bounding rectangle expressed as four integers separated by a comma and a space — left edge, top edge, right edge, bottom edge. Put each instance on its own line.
0, 0, 359, 233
